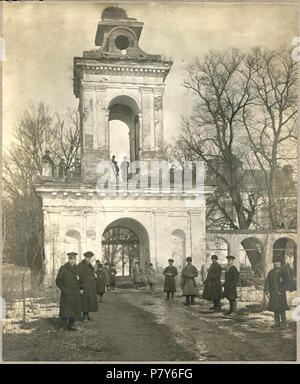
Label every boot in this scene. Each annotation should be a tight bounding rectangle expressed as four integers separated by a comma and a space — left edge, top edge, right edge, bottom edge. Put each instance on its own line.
271, 312, 280, 329
231, 300, 237, 314
83, 312, 89, 322
280, 312, 287, 329
210, 300, 217, 310
66, 318, 78, 331
166, 291, 170, 301
171, 292, 174, 300
225, 301, 233, 315
214, 300, 221, 312
190, 296, 196, 305
184, 296, 190, 306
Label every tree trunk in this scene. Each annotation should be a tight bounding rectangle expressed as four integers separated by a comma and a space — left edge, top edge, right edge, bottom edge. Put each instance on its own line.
21, 246, 28, 323
241, 238, 263, 277
21, 269, 27, 323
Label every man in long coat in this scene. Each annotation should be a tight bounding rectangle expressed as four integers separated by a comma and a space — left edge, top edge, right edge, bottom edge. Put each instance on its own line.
146, 263, 156, 294
77, 251, 98, 322
132, 261, 144, 289
202, 254, 222, 311
95, 261, 106, 303
104, 262, 111, 291
55, 252, 82, 331
163, 259, 178, 300
109, 263, 117, 290
264, 255, 290, 329
181, 257, 199, 306
223, 255, 239, 315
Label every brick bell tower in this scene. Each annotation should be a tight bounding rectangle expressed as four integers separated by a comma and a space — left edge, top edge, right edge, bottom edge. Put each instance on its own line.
73, 6, 173, 183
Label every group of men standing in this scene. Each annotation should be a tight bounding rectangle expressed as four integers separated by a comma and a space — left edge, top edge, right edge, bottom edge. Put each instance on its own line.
161, 253, 292, 328
55, 251, 116, 331
162, 255, 239, 315
56, 250, 293, 331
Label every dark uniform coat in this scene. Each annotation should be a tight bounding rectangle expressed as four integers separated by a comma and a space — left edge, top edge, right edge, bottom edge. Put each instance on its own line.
95, 269, 106, 295
109, 267, 117, 285
77, 260, 98, 313
181, 264, 199, 296
55, 262, 82, 320
163, 266, 178, 292
223, 265, 239, 300
104, 267, 110, 286
202, 262, 222, 300
264, 266, 290, 312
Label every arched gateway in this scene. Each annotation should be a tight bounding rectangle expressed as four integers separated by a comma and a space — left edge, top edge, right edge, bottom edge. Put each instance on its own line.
35, 7, 211, 285
102, 218, 150, 276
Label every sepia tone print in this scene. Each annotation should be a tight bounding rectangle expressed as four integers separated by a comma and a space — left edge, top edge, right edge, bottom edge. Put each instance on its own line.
1, 2, 298, 362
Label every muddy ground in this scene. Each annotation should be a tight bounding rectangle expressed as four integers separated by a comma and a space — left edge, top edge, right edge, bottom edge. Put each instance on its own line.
2, 287, 297, 362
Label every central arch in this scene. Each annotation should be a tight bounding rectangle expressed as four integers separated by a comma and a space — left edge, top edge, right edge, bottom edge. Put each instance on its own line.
108, 95, 140, 163
101, 217, 150, 277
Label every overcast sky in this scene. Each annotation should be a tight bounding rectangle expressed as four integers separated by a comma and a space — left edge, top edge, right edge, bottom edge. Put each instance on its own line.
3, 2, 298, 153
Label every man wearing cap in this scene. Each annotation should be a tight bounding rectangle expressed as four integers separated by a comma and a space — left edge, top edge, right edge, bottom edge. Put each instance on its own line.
132, 261, 144, 289
104, 262, 111, 291
223, 256, 239, 315
202, 255, 222, 312
264, 255, 290, 329
163, 259, 178, 300
109, 263, 117, 290
95, 260, 106, 303
55, 252, 82, 331
181, 257, 199, 306
77, 251, 98, 322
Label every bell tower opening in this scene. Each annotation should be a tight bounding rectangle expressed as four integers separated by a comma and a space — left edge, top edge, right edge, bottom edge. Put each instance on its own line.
108, 95, 140, 163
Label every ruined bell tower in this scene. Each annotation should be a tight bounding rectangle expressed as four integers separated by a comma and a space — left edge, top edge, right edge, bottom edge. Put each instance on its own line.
73, 7, 173, 182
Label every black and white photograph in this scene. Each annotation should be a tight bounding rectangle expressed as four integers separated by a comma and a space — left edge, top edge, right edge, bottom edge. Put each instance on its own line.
0, 1, 299, 364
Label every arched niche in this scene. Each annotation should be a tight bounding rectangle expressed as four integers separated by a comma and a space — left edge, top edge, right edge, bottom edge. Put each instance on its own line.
170, 229, 186, 269
64, 229, 82, 261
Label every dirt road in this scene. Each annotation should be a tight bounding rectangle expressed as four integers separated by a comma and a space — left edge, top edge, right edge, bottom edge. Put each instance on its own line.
2, 288, 297, 361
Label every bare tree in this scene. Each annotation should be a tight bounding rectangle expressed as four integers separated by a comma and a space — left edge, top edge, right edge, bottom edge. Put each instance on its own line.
171, 47, 296, 276
53, 109, 81, 173
3, 103, 81, 278
242, 47, 297, 230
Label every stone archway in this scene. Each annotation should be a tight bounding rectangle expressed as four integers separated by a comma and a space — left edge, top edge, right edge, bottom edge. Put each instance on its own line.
273, 237, 297, 278
101, 217, 150, 277
206, 236, 229, 266
240, 237, 263, 274
108, 95, 140, 163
